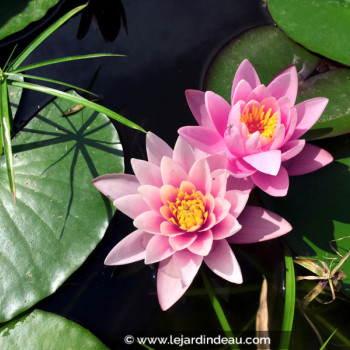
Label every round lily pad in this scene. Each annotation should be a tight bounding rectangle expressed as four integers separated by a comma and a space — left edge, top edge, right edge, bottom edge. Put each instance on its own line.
0, 309, 108, 349
268, 0, 350, 66
0, 91, 123, 322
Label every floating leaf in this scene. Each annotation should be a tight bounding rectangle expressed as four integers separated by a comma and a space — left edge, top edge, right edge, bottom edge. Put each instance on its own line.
298, 69, 350, 140
204, 25, 320, 102
0, 309, 107, 349
8, 74, 23, 120
0, 0, 60, 41
267, 0, 350, 66
0, 91, 123, 322
259, 134, 350, 297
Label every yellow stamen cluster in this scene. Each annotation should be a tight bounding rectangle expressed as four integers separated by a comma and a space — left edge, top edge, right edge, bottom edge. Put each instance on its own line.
168, 189, 208, 231
240, 104, 278, 140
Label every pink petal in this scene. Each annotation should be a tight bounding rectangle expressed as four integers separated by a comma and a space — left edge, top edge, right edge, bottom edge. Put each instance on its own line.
160, 185, 178, 204
247, 85, 271, 102
227, 102, 243, 129
160, 221, 184, 236
179, 181, 196, 193
205, 91, 231, 136
281, 139, 306, 162
92, 174, 139, 201
205, 152, 227, 172
173, 136, 196, 173
231, 59, 260, 103
251, 166, 289, 197
104, 229, 148, 265
178, 126, 226, 154
173, 250, 203, 285
146, 132, 173, 166
268, 66, 298, 105
224, 126, 245, 157
267, 124, 285, 151
210, 169, 228, 198
169, 233, 197, 251
226, 175, 255, 193
114, 194, 150, 219
284, 144, 333, 176
226, 156, 256, 177
134, 210, 164, 234
188, 230, 213, 256
185, 89, 215, 128
278, 96, 292, 127
243, 150, 282, 176
138, 185, 162, 212
224, 190, 250, 218
205, 193, 215, 214
131, 159, 162, 187
228, 206, 292, 244
204, 240, 243, 283
211, 214, 241, 240
213, 198, 231, 223
244, 131, 261, 155
188, 158, 211, 194
199, 212, 216, 231
160, 156, 188, 187
232, 79, 253, 105
292, 98, 329, 139
157, 257, 190, 310
145, 235, 175, 264
283, 108, 297, 144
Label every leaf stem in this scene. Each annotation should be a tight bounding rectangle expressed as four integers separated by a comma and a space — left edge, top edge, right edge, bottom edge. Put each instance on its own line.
200, 269, 238, 350
278, 244, 296, 350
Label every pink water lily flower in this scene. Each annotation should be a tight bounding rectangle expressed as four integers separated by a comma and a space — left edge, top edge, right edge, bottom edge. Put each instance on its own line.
93, 133, 292, 310
178, 59, 333, 196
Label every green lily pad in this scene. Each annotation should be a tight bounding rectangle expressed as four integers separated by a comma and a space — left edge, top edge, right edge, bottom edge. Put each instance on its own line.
204, 25, 320, 102
298, 69, 350, 140
0, 91, 123, 322
0, 0, 60, 41
268, 0, 350, 66
0, 309, 107, 349
259, 134, 350, 297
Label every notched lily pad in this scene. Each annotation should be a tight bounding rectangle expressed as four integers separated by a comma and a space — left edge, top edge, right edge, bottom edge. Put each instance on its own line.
0, 309, 108, 349
268, 0, 350, 67
0, 91, 123, 322
204, 25, 320, 102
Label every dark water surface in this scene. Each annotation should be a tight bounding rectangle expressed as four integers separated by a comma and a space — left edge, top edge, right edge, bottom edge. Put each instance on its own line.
1, 1, 349, 349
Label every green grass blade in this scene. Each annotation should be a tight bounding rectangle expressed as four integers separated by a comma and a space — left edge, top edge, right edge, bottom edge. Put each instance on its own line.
6, 73, 97, 97
0, 79, 16, 200
2, 44, 18, 71
319, 329, 337, 350
9, 53, 124, 74
279, 244, 296, 350
8, 80, 146, 133
200, 269, 238, 350
137, 342, 155, 350
9, 4, 88, 71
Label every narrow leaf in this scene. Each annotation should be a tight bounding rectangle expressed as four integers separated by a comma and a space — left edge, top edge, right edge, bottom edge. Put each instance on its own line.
319, 329, 337, 350
278, 244, 296, 350
8, 80, 146, 132
0, 79, 16, 200
200, 269, 238, 350
2, 44, 18, 71
9, 4, 88, 71
9, 53, 124, 74
6, 73, 97, 97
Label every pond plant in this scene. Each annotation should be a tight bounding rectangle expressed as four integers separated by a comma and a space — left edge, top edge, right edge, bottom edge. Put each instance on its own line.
1, 1, 350, 349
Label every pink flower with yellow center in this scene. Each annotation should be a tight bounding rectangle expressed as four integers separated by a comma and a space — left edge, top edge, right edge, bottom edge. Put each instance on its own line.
178, 59, 333, 196
93, 133, 292, 310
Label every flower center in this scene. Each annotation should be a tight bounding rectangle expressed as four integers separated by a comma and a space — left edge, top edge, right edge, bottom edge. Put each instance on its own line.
240, 104, 278, 140
168, 189, 208, 231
